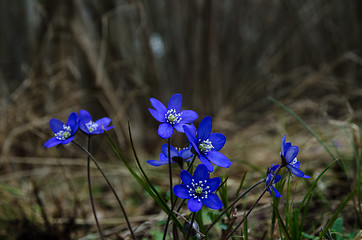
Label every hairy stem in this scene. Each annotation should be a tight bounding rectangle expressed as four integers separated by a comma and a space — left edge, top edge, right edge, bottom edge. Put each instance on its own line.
186, 212, 196, 240
86, 136, 105, 240
223, 165, 283, 239
205, 178, 265, 235
163, 138, 175, 239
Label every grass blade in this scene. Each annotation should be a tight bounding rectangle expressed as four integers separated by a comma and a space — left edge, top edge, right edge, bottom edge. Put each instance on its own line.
268, 97, 336, 160
318, 189, 357, 238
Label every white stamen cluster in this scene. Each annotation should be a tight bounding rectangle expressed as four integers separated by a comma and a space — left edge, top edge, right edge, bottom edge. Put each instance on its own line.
291, 158, 298, 166
186, 179, 211, 202
198, 139, 214, 153
55, 125, 72, 140
86, 121, 99, 132
165, 109, 182, 124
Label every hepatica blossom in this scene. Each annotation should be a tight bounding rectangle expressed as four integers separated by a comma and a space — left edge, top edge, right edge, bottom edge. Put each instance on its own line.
147, 144, 193, 167
44, 112, 79, 148
280, 135, 310, 178
266, 164, 282, 198
79, 110, 113, 135
183, 116, 231, 172
149, 93, 198, 139
173, 164, 222, 212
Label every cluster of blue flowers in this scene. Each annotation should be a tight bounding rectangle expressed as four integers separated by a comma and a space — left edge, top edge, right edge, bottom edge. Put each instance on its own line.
44, 93, 311, 218
146, 93, 311, 212
44, 110, 113, 148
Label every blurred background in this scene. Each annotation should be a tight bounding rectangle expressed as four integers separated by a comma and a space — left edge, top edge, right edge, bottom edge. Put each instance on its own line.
0, 0, 361, 239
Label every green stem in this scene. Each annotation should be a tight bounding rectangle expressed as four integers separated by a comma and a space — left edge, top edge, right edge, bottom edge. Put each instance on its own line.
72, 141, 136, 240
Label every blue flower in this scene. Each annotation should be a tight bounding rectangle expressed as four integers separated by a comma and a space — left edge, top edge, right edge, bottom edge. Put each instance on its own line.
266, 164, 282, 198
183, 116, 231, 172
44, 112, 79, 148
173, 164, 222, 212
79, 110, 113, 135
149, 93, 198, 139
147, 143, 193, 167
280, 135, 310, 178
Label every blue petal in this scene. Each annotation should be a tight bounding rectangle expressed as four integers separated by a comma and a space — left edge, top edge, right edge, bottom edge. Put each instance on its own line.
168, 93, 182, 112
197, 116, 212, 141
150, 98, 167, 114
180, 146, 193, 160
158, 123, 173, 139
44, 137, 61, 148
205, 151, 231, 168
206, 177, 221, 192
193, 164, 209, 182
173, 123, 186, 132
287, 165, 304, 177
79, 122, 90, 134
280, 135, 286, 155
173, 185, 191, 199
284, 145, 299, 163
79, 110, 92, 123
183, 125, 200, 155
199, 154, 214, 172
209, 133, 226, 151
179, 110, 198, 124
187, 198, 203, 212
274, 174, 282, 183
292, 159, 300, 168
61, 136, 74, 145
49, 119, 64, 133
147, 160, 167, 166
159, 153, 170, 163
66, 112, 79, 133
202, 193, 222, 210
149, 108, 166, 122
180, 170, 193, 185
161, 144, 178, 158
96, 117, 112, 129
303, 174, 311, 179
271, 185, 281, 198
271, 164, 279, 172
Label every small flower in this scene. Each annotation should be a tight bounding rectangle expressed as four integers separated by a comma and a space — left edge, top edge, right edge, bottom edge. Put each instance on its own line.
147, 144, 193, 167
280, 135, 310, 178
266, 164, 282, 198
79, 110, 113, 135
183, 116, 231, 172
173, 164, 223, 212
149, 93, 198, 139
44, 112, 79, 148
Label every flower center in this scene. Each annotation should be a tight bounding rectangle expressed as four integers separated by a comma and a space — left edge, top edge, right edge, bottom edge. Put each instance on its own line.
291, 158, 298, 167
198, 139, 214, 152
55, 125, 72, 141
195, 187, 203, 194
187, 179, 210, 202
86, 121, 99, 132
165, 109, 182, 124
